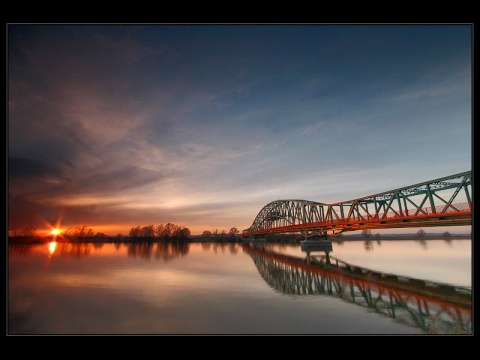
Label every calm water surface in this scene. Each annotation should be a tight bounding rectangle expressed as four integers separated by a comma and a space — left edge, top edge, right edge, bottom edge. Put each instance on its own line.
8, 238, 472, 335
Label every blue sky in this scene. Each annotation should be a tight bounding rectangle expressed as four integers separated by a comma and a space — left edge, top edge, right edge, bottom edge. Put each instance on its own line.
8, 24, 472, 235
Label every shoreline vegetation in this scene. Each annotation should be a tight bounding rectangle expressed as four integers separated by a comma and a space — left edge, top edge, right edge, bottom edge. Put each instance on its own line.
8, 232, 472, 245
8, 223, 471, 245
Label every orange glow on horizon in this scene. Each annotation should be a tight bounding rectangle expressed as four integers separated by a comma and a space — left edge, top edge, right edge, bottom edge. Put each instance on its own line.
31, 220, 471, 239
38, 211, 65, 237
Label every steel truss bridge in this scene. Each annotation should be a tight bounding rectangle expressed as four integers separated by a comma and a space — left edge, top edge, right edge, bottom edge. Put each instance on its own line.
243, 244, 471, 334
242, 171, 472, 238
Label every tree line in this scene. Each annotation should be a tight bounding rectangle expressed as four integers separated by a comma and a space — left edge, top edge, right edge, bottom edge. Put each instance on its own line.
129, 223, 191, 240
201, 228, 239, 236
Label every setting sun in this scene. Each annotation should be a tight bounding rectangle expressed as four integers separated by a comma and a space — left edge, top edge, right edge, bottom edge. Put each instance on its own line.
51, 228, 60, 235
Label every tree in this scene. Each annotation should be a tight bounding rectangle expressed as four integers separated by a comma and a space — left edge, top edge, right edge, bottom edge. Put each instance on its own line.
416, 229, 426, 237
141, 225, 155, 237
130, 223, 190, 240
228, 227, 239, 235
175, 227, 190, 239
361, 229, 371, 238
64, 225, 94, 239
164, 223, 175, 238
155, 224, 165, 237
129, 225, 141, 237
20, 226, 37, 237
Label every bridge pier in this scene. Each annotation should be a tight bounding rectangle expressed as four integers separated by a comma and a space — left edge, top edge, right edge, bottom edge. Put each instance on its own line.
301, 230, 328, 241
242, 236, 266, 244
301, 231, 333, 255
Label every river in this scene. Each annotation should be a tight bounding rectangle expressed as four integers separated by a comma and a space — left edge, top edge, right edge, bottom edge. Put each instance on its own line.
7, 238, 472, 335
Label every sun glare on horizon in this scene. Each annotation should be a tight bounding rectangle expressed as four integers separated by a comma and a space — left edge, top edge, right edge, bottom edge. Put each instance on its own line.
51, 228, 60, 235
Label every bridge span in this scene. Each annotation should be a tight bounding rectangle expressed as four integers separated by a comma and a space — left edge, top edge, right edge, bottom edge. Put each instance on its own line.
242, 171, 471, 239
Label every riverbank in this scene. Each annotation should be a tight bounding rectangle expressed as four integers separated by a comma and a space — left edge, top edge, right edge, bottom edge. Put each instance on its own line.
8, 232, 471, 245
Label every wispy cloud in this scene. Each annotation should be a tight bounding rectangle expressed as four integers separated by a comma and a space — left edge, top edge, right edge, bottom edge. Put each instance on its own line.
8, 24, 472, 235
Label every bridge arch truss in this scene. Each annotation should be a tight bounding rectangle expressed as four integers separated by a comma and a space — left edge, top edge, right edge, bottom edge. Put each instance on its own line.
242, 171, 472, 238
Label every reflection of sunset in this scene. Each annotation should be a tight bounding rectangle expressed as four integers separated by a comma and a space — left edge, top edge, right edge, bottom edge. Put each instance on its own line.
49, 242, 57, 255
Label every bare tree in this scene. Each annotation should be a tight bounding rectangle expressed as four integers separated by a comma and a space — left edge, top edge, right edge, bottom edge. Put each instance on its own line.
361, 229, 372, 238
155, 224, 165, 237
20, 226, 37, 237
129, 225, 141, 238
416, 229, 426, 237
64, 226, 94, 240
141, 225, 155, 237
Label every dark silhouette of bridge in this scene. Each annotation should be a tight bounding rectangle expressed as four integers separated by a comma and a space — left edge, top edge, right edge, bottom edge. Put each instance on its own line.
242, 171, 471, 239
243, 243, 471, 334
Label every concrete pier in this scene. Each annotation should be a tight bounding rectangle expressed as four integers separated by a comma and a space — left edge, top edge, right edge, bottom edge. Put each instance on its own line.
300, 239, 333, 253
242, 237, 266, 244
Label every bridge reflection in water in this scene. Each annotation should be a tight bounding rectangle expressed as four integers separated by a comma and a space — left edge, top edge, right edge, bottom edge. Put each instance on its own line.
243, 243, 471, 334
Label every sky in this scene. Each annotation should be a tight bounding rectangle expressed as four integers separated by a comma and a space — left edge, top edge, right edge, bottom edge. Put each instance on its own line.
7, 24, 472, 236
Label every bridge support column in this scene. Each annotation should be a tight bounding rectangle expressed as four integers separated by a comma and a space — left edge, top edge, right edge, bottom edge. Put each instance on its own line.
302, 230, 328, 241
301, 231, 333, 255
305, 251, 331, 265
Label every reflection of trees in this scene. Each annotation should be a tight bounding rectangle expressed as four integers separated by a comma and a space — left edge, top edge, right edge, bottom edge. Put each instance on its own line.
10, 241, 243, 262
8, 244, 35, 255
203, 242, 240, 254
201, 242, 241, 254
9, 243, 101, 258
244, 245, 471, 334
264, 243, 301, 252
364, 239, 373, 251
57, 243, 93, 258
228, 242, 238, 254
127, 241, 190, 261
201, 242, 211, 251
417, 238, 428, 249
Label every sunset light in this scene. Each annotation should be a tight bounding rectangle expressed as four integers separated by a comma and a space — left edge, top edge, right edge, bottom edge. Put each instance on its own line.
8, 24, 472, 237
48, 241, 57, 255
7, 23, 472, 337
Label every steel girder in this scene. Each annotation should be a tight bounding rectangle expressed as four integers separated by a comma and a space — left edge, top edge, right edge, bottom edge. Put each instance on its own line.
242, 171, 472, 237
